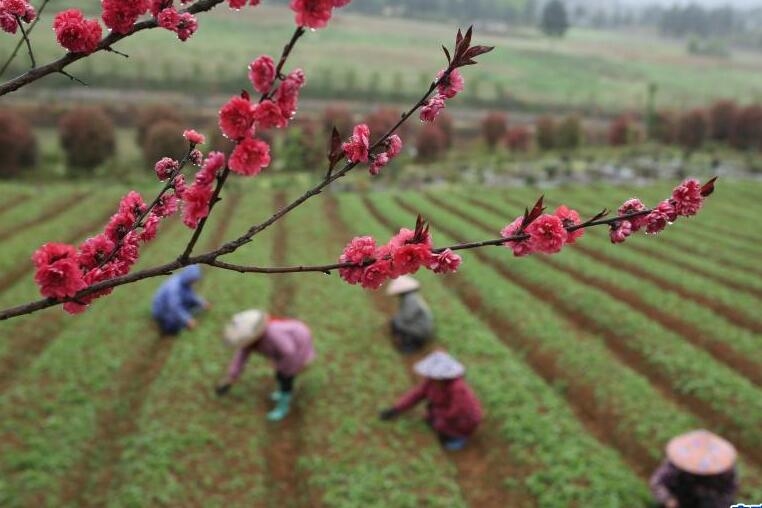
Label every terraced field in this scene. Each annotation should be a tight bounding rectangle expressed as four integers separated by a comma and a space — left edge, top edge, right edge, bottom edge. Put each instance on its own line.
0, 178, 760, 507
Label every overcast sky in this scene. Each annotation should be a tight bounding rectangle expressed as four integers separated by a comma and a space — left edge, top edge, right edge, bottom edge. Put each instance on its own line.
622, 0, 759, 5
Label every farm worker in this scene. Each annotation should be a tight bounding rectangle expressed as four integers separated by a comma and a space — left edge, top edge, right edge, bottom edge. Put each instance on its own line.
151, 265, 208, 336
386, 275, 434, 353
379, 351, 482, 451
649, 429, 738, 508
215, 309, 316, 422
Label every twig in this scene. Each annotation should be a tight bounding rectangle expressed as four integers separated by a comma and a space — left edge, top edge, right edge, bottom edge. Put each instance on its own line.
104, 47, 130, 58
15, 15, 35, 68
0, 0, 48, 76
0, 0, 226, 96
59, 69, 88, 86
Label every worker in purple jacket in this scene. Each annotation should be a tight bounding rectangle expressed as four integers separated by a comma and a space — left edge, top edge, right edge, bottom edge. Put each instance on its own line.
215, 309, 315, 421
650, 429, 738, 508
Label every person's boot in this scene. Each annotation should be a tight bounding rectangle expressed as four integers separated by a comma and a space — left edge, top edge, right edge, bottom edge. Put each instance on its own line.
267, 392, 292, 421
270, 390, 285, 402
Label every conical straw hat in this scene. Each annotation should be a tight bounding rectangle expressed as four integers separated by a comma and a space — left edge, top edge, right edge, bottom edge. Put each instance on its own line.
666, 430, 737, 475
224, 309, 268, 349
413, 351, 465, 380
386, 275, 421, 296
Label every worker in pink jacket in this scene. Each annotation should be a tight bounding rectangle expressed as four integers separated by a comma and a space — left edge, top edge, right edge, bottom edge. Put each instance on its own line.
215, 309, 316, 421
379, 351, 483, 450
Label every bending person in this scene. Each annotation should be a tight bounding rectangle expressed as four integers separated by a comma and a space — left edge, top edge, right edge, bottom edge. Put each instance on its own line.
379, 350, 482, 450
387, 276, 434, 353
216, 309, 316, 422
151, 265, 208, 336
650, 429, 738, 508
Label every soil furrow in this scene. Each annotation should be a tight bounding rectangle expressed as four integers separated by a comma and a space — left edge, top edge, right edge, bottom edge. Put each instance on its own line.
341, 195, 530, 507
464, 195, 762, 335
0, 194, 29, 217
263, 191, 312, 508
394, 195, 762, 469
62, 193, 241, 507
0, 192, 89, 243
427, 194, 762, 388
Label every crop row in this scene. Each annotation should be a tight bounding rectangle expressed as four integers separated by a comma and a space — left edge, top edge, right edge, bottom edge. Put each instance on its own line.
403, 192, 762, 458
344, 193, 658, 506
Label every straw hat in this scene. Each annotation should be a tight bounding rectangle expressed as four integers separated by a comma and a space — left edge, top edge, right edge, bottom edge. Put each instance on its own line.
413, 351, 465, 380
223, 309, 268, 349
386, 275, 421, 296
666, 430, 737, 475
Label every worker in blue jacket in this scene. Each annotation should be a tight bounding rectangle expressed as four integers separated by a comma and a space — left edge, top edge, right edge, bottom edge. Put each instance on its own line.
152, 265, 209, 335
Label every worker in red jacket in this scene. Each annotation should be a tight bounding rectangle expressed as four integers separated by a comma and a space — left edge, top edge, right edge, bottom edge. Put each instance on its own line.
379, 350, 482, 451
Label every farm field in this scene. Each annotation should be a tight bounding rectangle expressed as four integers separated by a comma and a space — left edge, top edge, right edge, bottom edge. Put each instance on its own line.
7, 4, 762, 111
0, 177, 761, 506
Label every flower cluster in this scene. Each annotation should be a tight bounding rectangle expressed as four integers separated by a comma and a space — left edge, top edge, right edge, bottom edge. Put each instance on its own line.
32, 190, 177, 313
183, 151, 224, 228
420, 69, 463, 122
0, 0, 35, 34
53, 9, 102, 54
341, 123, 403, 176
289, 0, 351, 29
608, 178, 714, 244
339, 216, 461, 290
501, 203, 578, 257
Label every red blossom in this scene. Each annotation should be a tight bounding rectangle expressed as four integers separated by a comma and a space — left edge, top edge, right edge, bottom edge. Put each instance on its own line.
526, 214, 566, 254
436, 68, 464, 99
173, 174, 187, 198
140, 213, 161, 242
174, 12, 197, 41
554, 205, 584, 244
610, 220, 633, 244
655, 200, 678, 223
420, 94, 446, 122
386, 134, 403, 158
219, 95, 255, 140
361, 258, 393, 290
501, 217, 532, 257
32, 243, 86, 299
618, 198, 649, 231
671, 178, 704, 217
392, 243, 432, 276
229, 137, 271, 176
182, 182, 213, 228
53, 9, 102, 54
119, 191, 147, 217
274, 72, 304, 120
154, 193, 179, 218
101, 0, 149, 34
369, 153, 388, 176
154, 157, 178, 180
77, 234, 115, 271
338, 236, 377, 285
645, 209, 669, 235
289, 0, 333, 29
157, 7, 179, 29
195, 151, 225, 186
0, 11, 18, 33
249, 55, 276, 94
429, 249, 462, 274
342, 123, 370, 163
252, 100, 288, 129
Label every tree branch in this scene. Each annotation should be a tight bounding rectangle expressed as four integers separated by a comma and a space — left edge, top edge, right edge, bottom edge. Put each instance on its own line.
0, 0, 225, 96
14, 15, 35, 68
0, 0, 50, 76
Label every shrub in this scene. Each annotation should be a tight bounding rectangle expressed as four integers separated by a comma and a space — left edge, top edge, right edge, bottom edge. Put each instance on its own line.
280, 119, 323, 171
0, 110, 37, 178
731, 104, 762, 150
556, 115, 582, 150
709, 100, 737, 142
505, 126, 531, 152
481, 112, 508, 149
416, 124, 447, 162
136, 105, 184, 147
608, 115, 639, 146
142, 121, 187, 166
651, 110, 677, 144
677, 109, 708, 151
322, 105, 354, 139
365, 108, 409, 144
535, 116, 556, 151
59, 107, 116, 172
436, 112, 454, 148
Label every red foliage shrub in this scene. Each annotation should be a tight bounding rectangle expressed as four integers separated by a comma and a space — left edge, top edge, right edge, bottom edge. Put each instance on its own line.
436, 112, 454, 148
59, 107, 116, 172
322, 104, 354, 139
608, 115, 639, 146
651, 110, 677, 144
142, 121, 187, 166
481, 112, 508, 149
677, 109, 708, 151
0, 110, 37, 177
535, 116, 556, 151
416, 124, 447, 162
505, 126, 531, 152
136, 105, 184, 147
731, 104, 762, 150
709, 100, 737, 142
365, 107, 409, 144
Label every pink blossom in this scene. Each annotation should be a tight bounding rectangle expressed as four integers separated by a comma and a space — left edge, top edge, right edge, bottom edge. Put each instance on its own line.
180, 129, 205, 145
157, 7, 179, 29
140, 213, 161, 242
501, 218, 533, 257
119, 191, 147, 217
392, 243, 432, 276
219, 95, 255, 140
115, 231, 140, 269
610, 220, 633, 244
53, 9, 102, 54
671, 178, 704, 217
229, 137, 271, 176
20, 1, 34, 21
287, 68, 306, 86
338, 236, 376, 285
77, 234, 115, 270
386, 134, 403, 158
436, 68, 464, 99
32, 243, 86, 299
154, 193, 178, 217
526, 214, 566, 254
173, 174, 187, 198
189, 148, 203, 166
420, 94, 446, 122
252, 100, 287, 129
289, 0, 333, 29
249, 55, 276, 94
149, 0, 171, 17
174, 12, 197, 41
369, 153, 388, 176
389, 227, 432, 249
342, 123, 371, 163
196, 151, 225, 186
2, 0, 27, 16
645, 209, 669, 234
182, 183, 213, 228
618, 198, 649, 231
429, 249, 462, 274
656, 199, 678, 223
361, 259, 392, 290
154, 157, 178, 180
0, 11, 17, 33
332, 0, 351, 5
554, 205, 584, 244
274, 73, 304, 119
101, 0, 149, 34
228, 0, 258, 8
105, 211, 135, 243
